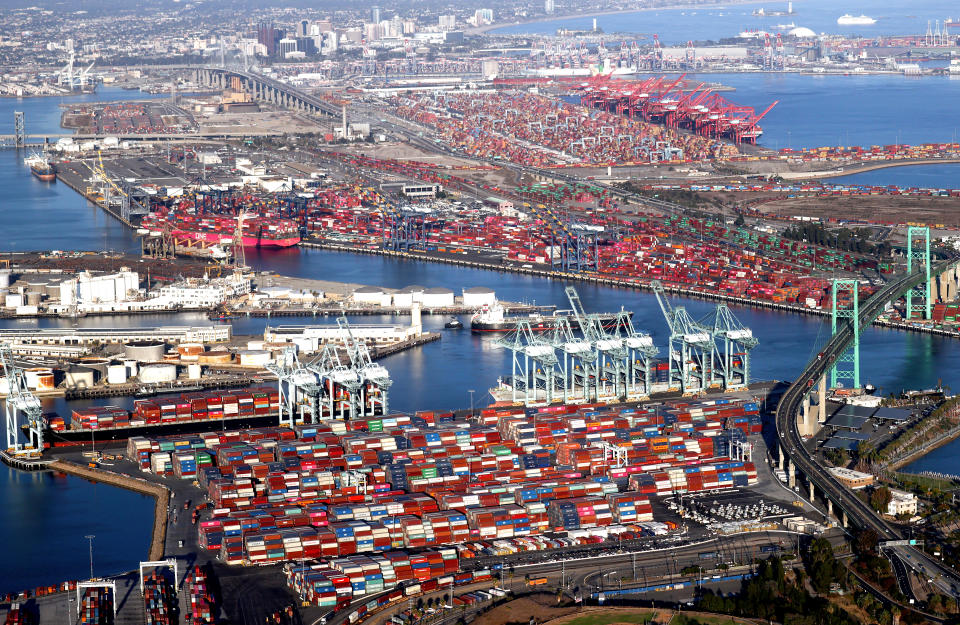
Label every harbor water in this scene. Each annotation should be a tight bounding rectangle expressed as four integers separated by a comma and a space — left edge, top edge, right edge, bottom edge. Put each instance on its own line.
3, 71, 960, 590
490, 0, 960, 44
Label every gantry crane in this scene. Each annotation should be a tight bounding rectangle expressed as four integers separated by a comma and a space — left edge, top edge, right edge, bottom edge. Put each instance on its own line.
565, 286, 626, 400
552, 316, 599, 403
610, 311, 660, 398
651, 281, 715, 394
337, 315, 392, 417
265, 346, 321, 426
709, 304, 759, 390
497, 321, 562, 405
1, 344, 43, 456
83, 152, 150, 223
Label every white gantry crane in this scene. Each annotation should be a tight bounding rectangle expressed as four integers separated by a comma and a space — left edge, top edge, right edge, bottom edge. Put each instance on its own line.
552, 315, 599, 403
497, 320, 562, 405
651, 281, 715, 394
265, 345, 321, 426
1, 344, 44, 456
709, 304, 759, 390
337, 316, 392, 417
610, 311, 660, 398
564, 286, 625, 401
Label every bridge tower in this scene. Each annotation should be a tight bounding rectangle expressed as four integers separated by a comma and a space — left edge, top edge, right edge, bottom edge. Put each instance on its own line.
906, 226, 932, 320
13, 111, 24, 149
830, 279, 860, 389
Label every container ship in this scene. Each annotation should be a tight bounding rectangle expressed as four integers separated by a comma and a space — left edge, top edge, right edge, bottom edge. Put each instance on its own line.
471, 301, 628, 333
139, 211, 301, 248
24, 154, 56, 182
41, 387, 283, 447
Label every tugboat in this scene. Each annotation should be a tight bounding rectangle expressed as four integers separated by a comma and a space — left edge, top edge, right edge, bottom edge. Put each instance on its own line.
444, 316, 464, 329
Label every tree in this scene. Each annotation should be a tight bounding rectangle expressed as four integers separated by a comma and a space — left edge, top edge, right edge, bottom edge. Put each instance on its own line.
854, 528, 879, 557
869, 486, 892, 514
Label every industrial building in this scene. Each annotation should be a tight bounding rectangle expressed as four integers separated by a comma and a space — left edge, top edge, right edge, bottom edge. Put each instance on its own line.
263, 304, 423, 353
828, 467, 875, 490
154, 273, 251, 309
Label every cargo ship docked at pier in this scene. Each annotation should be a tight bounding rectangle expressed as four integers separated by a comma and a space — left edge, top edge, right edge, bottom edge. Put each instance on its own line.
471, 301, 627, 333
139, 211, 301, 248
24, 154, 56, 182
40, 387, 283, 446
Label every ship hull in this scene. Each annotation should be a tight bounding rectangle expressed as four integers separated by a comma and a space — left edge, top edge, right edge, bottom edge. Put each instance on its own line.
30, 165, 56, 182
163, 229, 300, 248
471, 312, 624, 334
42, 413, 282, 447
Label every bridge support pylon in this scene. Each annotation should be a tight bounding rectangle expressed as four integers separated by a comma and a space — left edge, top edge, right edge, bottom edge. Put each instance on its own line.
842, 510, 848, 528
906, 226, 932, 320
787, 459, 796, 488
808, 481, 814, 502
827, 498, 833, 518
830, 279, 860, 389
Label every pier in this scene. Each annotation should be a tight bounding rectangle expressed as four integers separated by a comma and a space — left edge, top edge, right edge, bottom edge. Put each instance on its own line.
49, 459, 169, 561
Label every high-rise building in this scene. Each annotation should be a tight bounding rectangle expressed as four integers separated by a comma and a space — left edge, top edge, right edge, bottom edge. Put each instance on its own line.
370, 6, 381, 24
297, 19, 310, 38
545, 0, 555, 13
439, 15, 456, 30
296, 37, 317, 55
278, 38, 298, 57
257, 22, 281, 56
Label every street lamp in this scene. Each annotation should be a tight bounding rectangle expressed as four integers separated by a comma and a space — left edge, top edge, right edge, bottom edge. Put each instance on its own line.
468, 390, 475, 417
84, 534, 95, 580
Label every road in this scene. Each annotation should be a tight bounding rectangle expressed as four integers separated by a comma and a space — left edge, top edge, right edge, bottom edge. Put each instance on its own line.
774, 258, 960, 599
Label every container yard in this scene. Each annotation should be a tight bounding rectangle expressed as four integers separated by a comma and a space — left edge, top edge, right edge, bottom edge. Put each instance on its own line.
61, 102, 197, 135
117, 395, 763, 579
389, 90, 738, 166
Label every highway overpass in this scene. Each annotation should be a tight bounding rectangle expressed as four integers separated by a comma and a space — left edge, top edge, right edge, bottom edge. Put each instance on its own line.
775, 257, 960, 597
193, 67, 341, 118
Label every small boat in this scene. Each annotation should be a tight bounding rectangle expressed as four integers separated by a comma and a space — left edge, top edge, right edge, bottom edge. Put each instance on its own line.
444, 316, 464, 329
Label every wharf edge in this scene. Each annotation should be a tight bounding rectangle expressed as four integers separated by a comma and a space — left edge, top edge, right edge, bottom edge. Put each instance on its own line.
302, 241, 960, 339
48, 459, 169, 561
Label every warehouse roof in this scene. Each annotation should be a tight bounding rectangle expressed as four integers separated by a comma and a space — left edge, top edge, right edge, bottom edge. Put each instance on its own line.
873, 407, 912, 422
825, 413, 869, 430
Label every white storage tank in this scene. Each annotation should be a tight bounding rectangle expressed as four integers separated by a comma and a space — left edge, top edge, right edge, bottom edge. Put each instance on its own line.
238, 350, 271, 367
351, 285, 384, 304
139, 363, 178, 383
107, 364, 128, 385
420, 287, 455, 307
0, 270, 10, 289
63, 366, 96, 390
462, 286, 496, 308
124, 341, 167, 362
24, 367, 55, 391
187, 363, 202, 380
5, 293, 22, 309
392, 285, 426, 308
123, 359, 138, 378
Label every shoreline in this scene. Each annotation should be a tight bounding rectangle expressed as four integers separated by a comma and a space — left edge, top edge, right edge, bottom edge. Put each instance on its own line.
49, 459, 169, 561
300, 240, 960, 341
781, 158, 960, 180
471, 0, 768, 35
